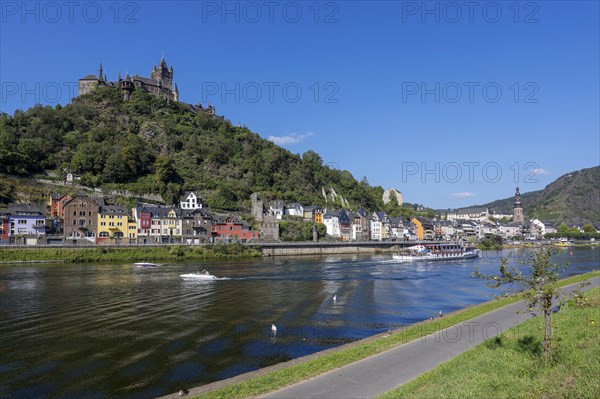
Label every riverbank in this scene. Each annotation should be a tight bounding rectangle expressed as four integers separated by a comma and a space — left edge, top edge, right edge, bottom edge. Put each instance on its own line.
380, 286, 600, 398
159, 270, 599, 399
0, 243, 261, 264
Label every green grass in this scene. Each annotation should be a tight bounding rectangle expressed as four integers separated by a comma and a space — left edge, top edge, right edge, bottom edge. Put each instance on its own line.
0, 243, 261, 264
379, 286, 600, 399
192, 270, 599, 399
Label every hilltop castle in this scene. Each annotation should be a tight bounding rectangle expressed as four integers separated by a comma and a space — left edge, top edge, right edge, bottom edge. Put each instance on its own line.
78, 55, 179, 102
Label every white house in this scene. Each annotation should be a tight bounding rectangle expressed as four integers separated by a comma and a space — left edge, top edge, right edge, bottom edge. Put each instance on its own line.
369, 212, 382, 241
285, 203, 304, 217
323, 212, 340, 238
180, 192, 203, 210
498, 222, 521, 238
268, 200, 284, 220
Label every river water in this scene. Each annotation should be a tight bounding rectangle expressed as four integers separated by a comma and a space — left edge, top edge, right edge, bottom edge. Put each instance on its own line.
1, 248, 598, 398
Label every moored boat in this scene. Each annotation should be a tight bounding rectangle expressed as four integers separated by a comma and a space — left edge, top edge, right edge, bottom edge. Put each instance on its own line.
133, 262, 161, 267
393, 243, 480, 262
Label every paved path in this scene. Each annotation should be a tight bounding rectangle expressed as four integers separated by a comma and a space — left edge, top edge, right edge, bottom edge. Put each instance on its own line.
259, 277, 599, 399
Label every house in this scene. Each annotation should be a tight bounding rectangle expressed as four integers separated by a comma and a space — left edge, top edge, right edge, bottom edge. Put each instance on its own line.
133, 205, 182, 243
370, 212, 383, 241
62, 196, 101, 242
48, 193, 73, 218
323, 211, 341, 238
412, 217, 434, 240
349, 209, 369, 241
134, 204, 152, 241
97, 205, 129, 243
268, 200, 285, 220
498, 222, 522, 239
212, 215, 259, 242
5, 204, 47, 242
285, 203, 304, 217
303, 206, 323, 223
182, 208, 213, 244
447, 207, 489, 222
338, 210, 352, 241
0, 209, 9, 240
180, 191, 203, 210
390, 217, 409, 240
437, 220, 457, 240
377, 212, 391, 240
456, 219, 479, 239
530, 219, 557, 238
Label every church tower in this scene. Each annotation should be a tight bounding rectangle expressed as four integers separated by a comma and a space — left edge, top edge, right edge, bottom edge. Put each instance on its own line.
513, 186, 524, 223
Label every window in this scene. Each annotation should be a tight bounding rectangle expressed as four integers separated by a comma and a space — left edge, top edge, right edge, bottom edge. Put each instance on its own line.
99, 232, 109, 238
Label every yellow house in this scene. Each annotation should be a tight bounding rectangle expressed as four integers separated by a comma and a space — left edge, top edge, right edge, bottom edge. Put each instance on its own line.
127, 217, 138, 240
160, 208, 182, 238
98, 205, 129, 240
411, 217, 424, 240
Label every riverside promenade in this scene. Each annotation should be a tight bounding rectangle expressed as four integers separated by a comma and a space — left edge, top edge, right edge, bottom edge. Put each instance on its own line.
160, 276, 599, 399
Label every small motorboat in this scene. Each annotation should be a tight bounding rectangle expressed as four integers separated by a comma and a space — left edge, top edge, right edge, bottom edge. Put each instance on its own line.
180, 269, 218, 281
133, 262, 161, 267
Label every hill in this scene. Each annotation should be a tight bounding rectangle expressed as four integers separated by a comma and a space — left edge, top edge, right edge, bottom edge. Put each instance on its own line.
0, 87, 385, 212
459, 166, 600, 225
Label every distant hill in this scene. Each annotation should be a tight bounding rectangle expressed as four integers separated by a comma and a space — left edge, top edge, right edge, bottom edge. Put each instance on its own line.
0, 87, 385, 212
458, 166, 600, 225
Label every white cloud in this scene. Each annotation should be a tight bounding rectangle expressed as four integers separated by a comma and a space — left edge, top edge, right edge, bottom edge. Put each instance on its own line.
532, 168, 549, 175
268, 131, 314, 145
449, 192, 475, 199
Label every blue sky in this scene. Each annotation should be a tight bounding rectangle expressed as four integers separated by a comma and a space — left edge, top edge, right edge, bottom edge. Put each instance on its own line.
1, 1, 598, 209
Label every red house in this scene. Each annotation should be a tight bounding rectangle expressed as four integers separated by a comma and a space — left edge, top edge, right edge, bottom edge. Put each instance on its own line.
0, 210, 9, 240
212, 216, 259, 242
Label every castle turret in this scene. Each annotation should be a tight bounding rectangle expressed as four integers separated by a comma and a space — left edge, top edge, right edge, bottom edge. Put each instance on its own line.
513, 186, 524, 223
98, 63, 104, 81
173, 83, 179, 102
120, 73, 134, 101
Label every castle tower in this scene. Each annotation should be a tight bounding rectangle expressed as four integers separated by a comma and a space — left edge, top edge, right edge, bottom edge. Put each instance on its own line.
513, 186, 524, 223
98, 63, 104, 81
150, 55, 173, 90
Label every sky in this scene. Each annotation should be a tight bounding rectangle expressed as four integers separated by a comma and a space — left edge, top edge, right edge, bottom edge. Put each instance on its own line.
1, 1, 598, 209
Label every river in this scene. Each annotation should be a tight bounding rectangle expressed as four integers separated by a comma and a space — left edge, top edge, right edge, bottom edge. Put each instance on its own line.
1, 248, 598, 398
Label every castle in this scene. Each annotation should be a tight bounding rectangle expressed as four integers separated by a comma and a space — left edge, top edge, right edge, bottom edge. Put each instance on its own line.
78, 55, 179, 102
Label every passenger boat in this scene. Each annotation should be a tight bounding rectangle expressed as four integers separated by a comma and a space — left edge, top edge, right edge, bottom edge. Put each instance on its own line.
393, 243, 480, 262
180, 269, 218, 280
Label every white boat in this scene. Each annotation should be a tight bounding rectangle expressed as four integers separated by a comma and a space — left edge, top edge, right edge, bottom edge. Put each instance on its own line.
133, 262, 161, 267
393, 243, 480, 262
180, 269, 218, 280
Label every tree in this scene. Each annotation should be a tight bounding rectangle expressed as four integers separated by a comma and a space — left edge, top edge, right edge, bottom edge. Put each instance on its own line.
582, 223, 596, 233
474, 247, 578, 358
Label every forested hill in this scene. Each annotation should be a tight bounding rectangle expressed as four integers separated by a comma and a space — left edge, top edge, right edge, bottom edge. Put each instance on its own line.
460, 166, 600, 225
0, 87, 385, 211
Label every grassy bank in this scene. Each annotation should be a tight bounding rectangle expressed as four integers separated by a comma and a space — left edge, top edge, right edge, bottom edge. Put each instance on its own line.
379, 286, 600, 399
191, 271, 598, 399
0, 243, 261, 264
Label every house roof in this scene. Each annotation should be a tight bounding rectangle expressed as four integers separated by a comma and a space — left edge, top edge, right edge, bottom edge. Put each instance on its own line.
7, 203, 46, 216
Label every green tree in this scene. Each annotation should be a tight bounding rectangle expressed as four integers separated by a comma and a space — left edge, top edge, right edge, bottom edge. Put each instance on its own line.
474, 247, 582, 358
582, 223, 596, 233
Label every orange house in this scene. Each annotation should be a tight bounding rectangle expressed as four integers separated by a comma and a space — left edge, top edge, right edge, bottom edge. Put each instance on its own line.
49, 193, 73, 218
411, 217, 424, 240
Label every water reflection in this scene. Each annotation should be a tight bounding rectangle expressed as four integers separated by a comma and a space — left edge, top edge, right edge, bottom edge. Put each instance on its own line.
0, 248, 598, 398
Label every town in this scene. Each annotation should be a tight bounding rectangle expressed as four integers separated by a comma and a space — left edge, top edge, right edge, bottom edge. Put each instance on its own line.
2, 187, 595, 246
